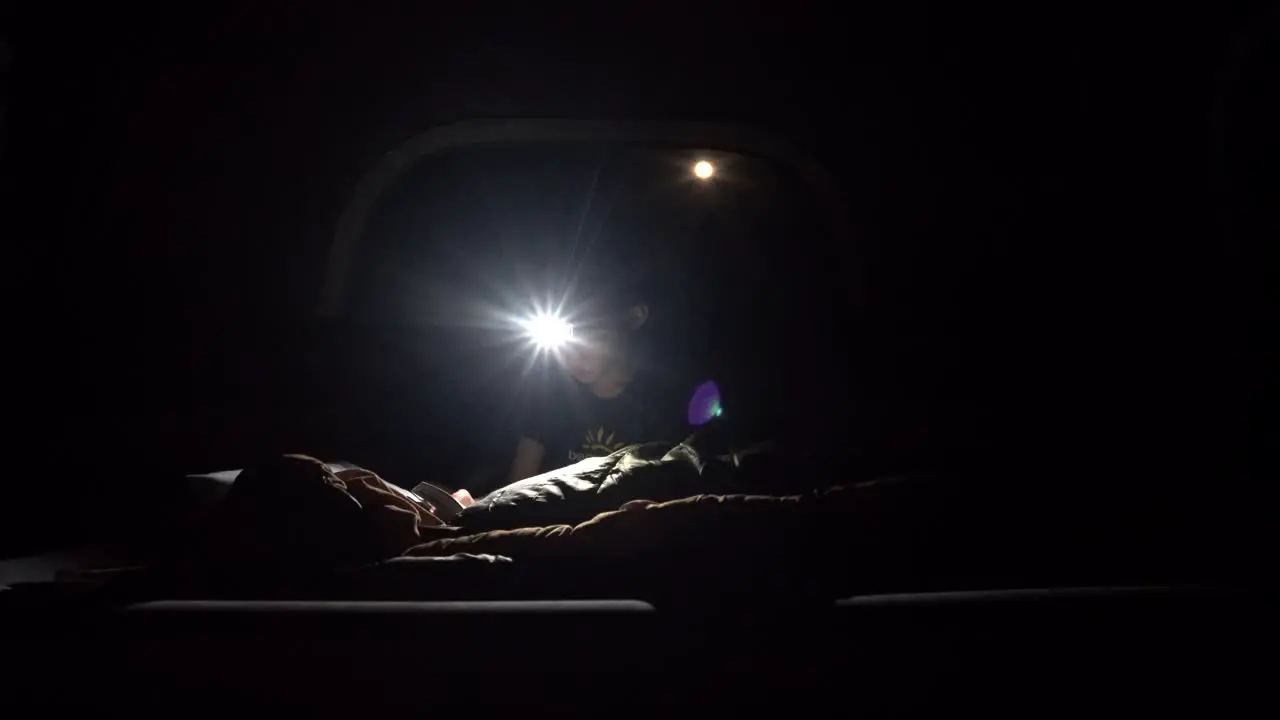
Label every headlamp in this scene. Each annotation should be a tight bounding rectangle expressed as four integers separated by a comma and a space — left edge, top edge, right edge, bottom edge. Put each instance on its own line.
519, 312, 574, 351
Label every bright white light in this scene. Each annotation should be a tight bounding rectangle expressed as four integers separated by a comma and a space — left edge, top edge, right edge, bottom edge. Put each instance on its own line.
693, 160, 715, 180
521, 312, 574, 350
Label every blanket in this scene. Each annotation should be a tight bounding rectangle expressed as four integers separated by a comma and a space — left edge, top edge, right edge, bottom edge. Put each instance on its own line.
187, 443, 826, 574
452, 439, 827, 532
148, 443, 1214, 603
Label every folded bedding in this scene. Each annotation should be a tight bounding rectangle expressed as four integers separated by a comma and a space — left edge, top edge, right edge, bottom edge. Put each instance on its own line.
451, 440, 804, 532
5, 443, 858, 601
185, 440, 828, 570
4, 440, 1219, 606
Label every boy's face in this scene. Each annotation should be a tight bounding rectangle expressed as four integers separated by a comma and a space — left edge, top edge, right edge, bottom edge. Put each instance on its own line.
559, 328, 621, 383
557, 303, 649, 384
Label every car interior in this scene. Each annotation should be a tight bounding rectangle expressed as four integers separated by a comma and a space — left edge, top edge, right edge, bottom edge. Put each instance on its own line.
2, 4, 1274, 713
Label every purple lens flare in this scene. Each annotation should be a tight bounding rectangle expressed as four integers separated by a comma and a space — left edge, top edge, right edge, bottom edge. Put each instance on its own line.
687, 380, 724, 426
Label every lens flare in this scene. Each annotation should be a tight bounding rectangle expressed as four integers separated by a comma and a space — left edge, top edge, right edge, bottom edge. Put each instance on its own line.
687, 380, 724, 426
521, 312, 574, 350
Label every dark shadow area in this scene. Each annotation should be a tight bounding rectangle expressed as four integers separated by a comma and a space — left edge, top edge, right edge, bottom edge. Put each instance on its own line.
1, 0, 1272, 664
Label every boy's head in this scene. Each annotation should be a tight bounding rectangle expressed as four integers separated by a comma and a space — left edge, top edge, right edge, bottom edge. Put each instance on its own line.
558, 297, 649, 384
555, 246, 662, 384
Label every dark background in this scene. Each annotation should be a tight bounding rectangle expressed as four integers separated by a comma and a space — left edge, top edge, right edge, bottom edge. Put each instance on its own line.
2, 3, 1273, 555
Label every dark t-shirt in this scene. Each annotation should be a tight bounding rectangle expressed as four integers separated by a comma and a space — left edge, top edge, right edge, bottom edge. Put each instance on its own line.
518, 369, 696, 473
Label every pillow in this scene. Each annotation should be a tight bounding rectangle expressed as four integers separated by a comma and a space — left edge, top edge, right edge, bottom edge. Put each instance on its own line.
195, 455, 457, 572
